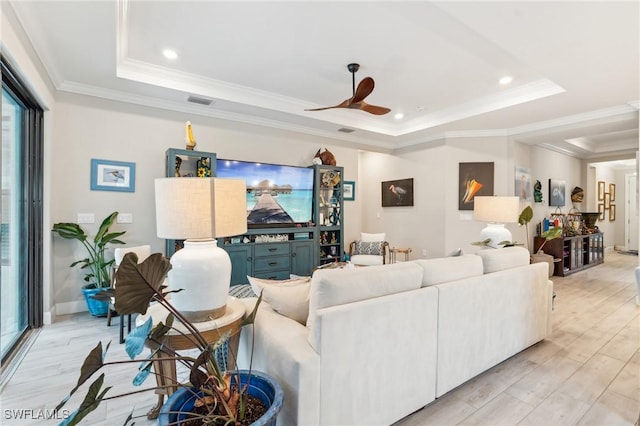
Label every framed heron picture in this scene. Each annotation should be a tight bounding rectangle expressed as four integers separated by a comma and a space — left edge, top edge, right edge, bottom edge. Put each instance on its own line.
90, 159, 136, 192
382, 178, 414, 207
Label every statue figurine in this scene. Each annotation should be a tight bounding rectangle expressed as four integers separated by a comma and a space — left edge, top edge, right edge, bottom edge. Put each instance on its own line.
534, 180, 543, 203
174, 157, 182, 177
185, 121, 196, 151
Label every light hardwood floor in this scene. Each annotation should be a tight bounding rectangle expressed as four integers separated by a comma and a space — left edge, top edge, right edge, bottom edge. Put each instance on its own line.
1, 252, 638, 425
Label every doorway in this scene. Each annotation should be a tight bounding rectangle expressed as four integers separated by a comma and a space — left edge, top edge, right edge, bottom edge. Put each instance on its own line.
625, 172, 638, 252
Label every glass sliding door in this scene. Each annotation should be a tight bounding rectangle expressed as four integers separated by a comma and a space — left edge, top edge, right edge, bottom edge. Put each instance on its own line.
1, 88, 27, 359
1, 58, 44, 365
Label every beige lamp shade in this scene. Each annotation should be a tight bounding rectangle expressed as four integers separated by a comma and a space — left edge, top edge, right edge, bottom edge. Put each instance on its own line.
155, 177, 247, 240
473, 196, 520, 223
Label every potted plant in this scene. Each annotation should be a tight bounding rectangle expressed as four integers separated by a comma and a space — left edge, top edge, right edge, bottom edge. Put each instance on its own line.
52, 211, 126, 316
55, 252, 283, 426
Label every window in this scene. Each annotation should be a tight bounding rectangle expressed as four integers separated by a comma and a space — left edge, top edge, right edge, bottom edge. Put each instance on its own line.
1, 57, 44, 365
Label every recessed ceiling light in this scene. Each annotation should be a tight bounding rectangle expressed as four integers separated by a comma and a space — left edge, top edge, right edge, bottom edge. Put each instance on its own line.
163, 49, 178, 60
499, 76, 513, 85
394, 113, 404, 120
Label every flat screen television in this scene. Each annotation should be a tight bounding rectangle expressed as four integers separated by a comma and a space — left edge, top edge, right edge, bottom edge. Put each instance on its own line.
216, 159, 314, 228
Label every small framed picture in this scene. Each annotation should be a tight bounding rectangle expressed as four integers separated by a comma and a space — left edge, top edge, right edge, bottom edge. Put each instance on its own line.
598, 203, 605, 220
90, 159, 136, 192
343, 181, 355, 201
609, 183, 616, 202
597, 181, 605, 200
609, 204, 616, 221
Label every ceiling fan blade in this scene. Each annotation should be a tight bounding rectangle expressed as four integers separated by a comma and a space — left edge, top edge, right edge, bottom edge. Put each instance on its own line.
305, 98, 351, 112
352, 101, 391, 115
351, 77, 375, 104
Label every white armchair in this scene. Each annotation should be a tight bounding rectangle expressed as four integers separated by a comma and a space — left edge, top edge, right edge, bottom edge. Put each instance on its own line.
349, 233, 389, 266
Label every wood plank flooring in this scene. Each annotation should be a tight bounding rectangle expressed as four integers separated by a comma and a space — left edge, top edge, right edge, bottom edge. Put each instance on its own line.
1, 252, 638, 425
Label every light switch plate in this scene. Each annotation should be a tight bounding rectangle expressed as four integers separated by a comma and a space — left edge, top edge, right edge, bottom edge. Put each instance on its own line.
77, 213, 94, 224
118, 213, 133, 224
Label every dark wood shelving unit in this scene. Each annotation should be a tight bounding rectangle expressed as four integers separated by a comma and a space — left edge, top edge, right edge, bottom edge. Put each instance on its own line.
534, 232, 604, 277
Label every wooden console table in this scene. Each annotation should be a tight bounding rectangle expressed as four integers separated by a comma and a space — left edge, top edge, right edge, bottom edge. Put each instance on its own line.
136, 297, 246, 419
534, 232, 604, 276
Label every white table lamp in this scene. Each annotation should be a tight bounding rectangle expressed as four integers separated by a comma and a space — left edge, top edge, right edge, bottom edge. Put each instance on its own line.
473, 196, 520, 248
155, 177, 247, 321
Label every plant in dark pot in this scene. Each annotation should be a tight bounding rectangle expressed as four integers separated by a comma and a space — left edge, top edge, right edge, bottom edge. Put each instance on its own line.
52, 211, 126, 316
55, 252, 282, 426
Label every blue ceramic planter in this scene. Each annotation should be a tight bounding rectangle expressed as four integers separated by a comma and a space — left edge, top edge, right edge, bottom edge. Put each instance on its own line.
158, 370, 283, 426
81, 285, 110, 317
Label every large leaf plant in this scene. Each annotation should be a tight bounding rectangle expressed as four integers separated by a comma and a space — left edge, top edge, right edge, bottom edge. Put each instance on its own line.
55, 252, 263, 426
52, 211, 126, 288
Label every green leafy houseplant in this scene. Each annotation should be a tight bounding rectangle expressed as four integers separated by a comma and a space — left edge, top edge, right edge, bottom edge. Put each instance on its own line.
55, 252, 276, 426
52, 211, 126, 288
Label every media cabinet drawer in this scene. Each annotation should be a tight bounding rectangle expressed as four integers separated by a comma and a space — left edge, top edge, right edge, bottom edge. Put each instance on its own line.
254, 255, 291, 272
254, 243, 290, 257
253, 269, 291, 281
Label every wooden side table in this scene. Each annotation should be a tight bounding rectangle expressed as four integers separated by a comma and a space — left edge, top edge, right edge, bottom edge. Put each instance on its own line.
389, 247, 412, 263
136, 297, 246, 419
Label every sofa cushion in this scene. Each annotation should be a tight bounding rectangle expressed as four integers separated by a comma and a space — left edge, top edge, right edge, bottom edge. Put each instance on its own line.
247, 276, 311, 324
475, 246, 530, 274
307, 262, 422, 336
413, 255, 484, 287
350, 254, 384, 266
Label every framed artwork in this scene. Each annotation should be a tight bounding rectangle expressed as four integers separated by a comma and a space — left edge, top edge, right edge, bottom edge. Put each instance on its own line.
459, 162, 494, 210
343, 181, 355, 201
598, 203, 605, 220
609, 204, 616, 221
90, 159, 135, 192
597, 181, 605, 200
609, 183, 616, 202
548, 179, 566, 207
515, 166, 532, 202
604, 192, 610, 208
382, 178, 414, 207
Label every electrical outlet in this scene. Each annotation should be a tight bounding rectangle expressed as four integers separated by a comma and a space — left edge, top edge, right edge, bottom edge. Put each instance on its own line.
117, 213, 133, 224
77, 213, 94, 224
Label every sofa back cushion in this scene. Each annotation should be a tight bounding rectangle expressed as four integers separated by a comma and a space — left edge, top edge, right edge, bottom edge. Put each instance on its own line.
307, 262, 422, 346
475, 246, 530, 274
413, 255, 483, 287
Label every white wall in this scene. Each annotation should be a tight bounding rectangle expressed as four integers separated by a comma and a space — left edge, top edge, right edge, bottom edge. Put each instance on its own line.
50, 92, 362, 317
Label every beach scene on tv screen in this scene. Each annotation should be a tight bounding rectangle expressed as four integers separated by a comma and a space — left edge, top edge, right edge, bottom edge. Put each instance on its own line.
216, 159, 314, 225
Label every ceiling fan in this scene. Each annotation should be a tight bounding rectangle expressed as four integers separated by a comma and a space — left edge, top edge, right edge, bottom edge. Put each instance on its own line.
305, 63, 391, 115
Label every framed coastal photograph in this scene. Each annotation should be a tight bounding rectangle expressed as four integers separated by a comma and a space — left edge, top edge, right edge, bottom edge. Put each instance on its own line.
609, 204, 616, 221
90, 159, 135, 192
382, 178, 414, 207
514, 166, 532, 202
609, 183, 616, 202
343, 181, 355, 201
459, 162, 494, 210
548, 179, 566, 207
598, 203, 605, 220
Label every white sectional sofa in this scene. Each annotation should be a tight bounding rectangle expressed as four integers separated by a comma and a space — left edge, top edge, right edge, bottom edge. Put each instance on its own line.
237, 246, 553, 426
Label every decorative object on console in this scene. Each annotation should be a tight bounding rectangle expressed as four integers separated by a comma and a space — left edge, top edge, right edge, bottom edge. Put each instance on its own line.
473, 196, 520, 248
533, 180, 543, 203
548, 179, 566, 206
312, 147, 337, 165
155, 177, 247, 321
459, 162, 494, 210
90, 158, 135, 192
571, 186, 584, 203
382, 178, 414, 207
184, 120, 196, 150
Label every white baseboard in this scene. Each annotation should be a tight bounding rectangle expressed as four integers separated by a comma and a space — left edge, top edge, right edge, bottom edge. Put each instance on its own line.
55, 300, 87, 316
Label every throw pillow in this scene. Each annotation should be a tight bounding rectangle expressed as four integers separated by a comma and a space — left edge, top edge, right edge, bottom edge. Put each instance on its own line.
247, 276, 311, 325
448, 248, 463, 257
355, 240, 384, 256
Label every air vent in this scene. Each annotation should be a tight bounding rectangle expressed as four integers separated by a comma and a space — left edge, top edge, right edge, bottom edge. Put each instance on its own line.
187, 96, 214, 106
338, 127, 355, 133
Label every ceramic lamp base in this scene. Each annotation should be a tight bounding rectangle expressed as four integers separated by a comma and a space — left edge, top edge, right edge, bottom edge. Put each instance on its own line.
480, 223, 512, 249
168, 239, 231, 322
